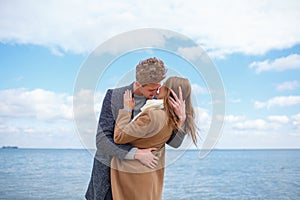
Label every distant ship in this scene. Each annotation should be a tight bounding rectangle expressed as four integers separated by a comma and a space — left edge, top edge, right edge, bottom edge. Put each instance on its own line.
2, 146, 18, 149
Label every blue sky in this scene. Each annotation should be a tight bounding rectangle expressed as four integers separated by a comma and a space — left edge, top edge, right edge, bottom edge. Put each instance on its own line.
1, 0, 300, 149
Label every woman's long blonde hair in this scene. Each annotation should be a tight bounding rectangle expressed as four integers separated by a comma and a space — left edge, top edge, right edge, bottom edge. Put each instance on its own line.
163, 77, 197, 145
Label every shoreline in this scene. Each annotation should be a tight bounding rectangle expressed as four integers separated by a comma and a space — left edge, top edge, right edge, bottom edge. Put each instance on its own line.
1, 147, 300, 151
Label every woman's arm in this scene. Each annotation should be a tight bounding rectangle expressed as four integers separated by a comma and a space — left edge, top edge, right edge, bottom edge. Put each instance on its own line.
114, 109, 164, 144
114, 90, 160, 168
166, 87, 187, 148
114, 90, 165, 144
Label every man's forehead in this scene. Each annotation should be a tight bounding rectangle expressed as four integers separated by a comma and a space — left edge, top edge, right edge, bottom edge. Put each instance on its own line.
145, 83, 161, 88
145, 84, 161, 90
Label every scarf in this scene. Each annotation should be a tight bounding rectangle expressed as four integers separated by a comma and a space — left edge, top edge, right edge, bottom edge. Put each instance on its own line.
132, 99, 164, 121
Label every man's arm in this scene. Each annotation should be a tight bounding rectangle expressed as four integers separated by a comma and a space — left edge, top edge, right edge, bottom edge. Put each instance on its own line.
96, 89, 133, 160
166, 129, 186, 148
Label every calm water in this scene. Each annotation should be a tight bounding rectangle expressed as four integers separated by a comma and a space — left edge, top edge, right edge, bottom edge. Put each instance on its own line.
0, 149, 299, 200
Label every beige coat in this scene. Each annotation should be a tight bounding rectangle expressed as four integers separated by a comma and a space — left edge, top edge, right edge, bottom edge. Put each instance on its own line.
111, 107, 174, 200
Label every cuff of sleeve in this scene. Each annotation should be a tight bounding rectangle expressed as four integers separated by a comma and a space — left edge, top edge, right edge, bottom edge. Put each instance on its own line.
124, 147, 137, 160
122, 108, 132, 112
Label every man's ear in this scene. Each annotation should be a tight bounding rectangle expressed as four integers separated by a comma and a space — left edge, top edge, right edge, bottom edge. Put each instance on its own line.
135, 81, 142, 88
133, 81, 142, 94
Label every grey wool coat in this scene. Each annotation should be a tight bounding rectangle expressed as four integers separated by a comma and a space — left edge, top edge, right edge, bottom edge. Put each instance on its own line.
85, 83, 185, 200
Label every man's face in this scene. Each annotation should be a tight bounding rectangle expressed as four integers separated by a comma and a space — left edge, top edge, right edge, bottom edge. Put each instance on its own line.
139, 83, 161, 99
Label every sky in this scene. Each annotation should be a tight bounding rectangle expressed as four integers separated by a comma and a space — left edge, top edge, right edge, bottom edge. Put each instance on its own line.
0, 0, 300, 149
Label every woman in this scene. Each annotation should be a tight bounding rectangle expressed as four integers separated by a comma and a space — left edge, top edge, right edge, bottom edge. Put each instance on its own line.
110, 77, 197, 200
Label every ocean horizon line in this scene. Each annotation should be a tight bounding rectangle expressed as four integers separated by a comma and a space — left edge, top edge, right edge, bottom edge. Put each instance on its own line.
1, 146, 300, 151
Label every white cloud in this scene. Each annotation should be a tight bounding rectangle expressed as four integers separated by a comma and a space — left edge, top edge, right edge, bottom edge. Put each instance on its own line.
1, 87, 299, 148
191, 83, 207, 95
291, 113, 300, 129
0, 88, 105, 148
233, 119, 270, 130
193, 106, 211, 137
276, 80, 300, 91
196, 109, 300, 149
177, 46, 208, 62
0, 122, 83, 148
73, 89, 104, 121
1, 0, 300, 57
194, 106, 211, 130
214, 113, 300, 149
230, 99, 241, 103
217, 127, 300, 149
221, 113, 300, 134
0, 88, 73, 121
254, 101, 266, 109
93, 29, 171, 56
50, 47, 64, 57
225, 115, 246, 123
229, 116, 290, 132
249, 54, 300, 73
267, 115, 289, 124
254, 95, 300, 109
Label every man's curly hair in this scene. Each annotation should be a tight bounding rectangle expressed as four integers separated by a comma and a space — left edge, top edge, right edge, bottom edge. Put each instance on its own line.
136, 57, 167, 85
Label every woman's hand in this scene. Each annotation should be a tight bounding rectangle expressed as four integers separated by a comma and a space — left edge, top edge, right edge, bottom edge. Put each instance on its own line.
169, 86, 186, 126
123, 90, 135, 110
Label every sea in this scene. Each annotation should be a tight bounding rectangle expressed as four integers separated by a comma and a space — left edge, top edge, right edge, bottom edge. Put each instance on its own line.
0, 148, 299, 200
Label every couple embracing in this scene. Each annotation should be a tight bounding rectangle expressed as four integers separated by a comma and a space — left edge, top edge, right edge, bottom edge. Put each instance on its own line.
86, 57, 197, 200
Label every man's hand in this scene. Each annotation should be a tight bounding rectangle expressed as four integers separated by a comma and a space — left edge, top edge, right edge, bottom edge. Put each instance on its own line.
169, 86, 186, 126
134, 148, 159, 169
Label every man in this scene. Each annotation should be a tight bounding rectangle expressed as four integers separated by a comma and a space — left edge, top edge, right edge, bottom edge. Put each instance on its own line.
85, 57, 186, 200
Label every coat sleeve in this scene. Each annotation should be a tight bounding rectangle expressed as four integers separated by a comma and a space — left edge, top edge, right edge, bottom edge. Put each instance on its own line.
114, 109, 165, 144
166, 129, 186, 148
95, 89, 133, 160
